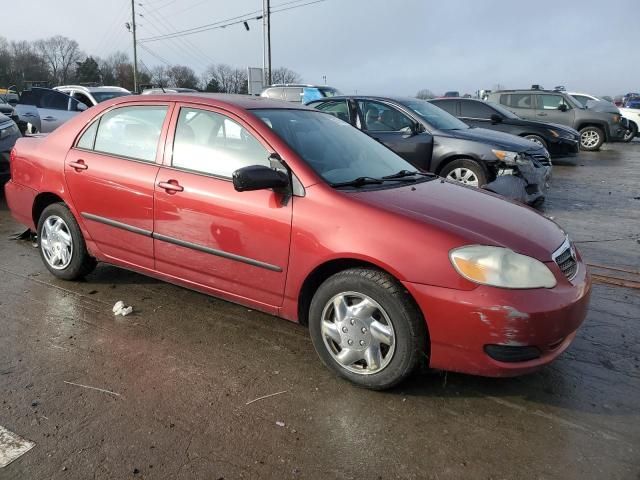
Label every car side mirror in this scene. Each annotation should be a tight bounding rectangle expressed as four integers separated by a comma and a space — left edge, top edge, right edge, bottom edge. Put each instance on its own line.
232, 165, 289, 192
77, 102, 88, 112
558, 104, 568, 112
402, 121, 422, 138
490, 113, 503, 123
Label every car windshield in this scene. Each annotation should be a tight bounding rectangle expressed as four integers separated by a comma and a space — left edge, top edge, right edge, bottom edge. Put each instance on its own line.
400, 99, 469, 130
486, 102, 519, 119
254, 109, 420, 186
91, 91, 131, 103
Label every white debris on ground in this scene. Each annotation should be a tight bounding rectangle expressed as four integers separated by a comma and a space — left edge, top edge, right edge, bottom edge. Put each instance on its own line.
112, 301, 133, 316
0, 425, 35, 468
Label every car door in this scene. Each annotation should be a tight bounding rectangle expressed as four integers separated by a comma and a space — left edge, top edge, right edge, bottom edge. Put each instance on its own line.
64, 103, 171, 269
35, 89, 82, 132
535, 93, 575, 127
153, 104, 292, 307
14, 89, 42, 132
357, 99, 433, 170
498, 93, 535, 121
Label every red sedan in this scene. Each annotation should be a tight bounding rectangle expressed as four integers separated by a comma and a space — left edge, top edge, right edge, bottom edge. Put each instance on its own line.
5, 94, 591, 389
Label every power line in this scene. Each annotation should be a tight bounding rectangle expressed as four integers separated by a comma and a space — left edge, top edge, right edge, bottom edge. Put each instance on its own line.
138, 0, 326, 44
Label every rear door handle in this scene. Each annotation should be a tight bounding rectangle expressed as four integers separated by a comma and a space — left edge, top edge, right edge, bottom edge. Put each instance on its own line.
22, 113, 36, 117
43, 116, 57, 121
68, 160, 88, 171
158, 180, 184, 193
537, 113, 547, 116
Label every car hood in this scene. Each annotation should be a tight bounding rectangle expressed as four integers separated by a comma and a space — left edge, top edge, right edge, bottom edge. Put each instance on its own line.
352, 179, 566, 261
585, 100, 620, 114
440, 127, 545, 153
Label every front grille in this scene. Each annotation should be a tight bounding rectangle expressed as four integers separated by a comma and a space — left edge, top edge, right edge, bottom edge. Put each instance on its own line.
553, 241, 578, 280
531, 153, 552, 166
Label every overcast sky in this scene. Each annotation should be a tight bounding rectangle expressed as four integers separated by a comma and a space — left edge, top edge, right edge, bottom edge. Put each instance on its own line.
4, 0, 636, 96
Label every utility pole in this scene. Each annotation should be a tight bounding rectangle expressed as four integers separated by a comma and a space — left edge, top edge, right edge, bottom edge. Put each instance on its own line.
131, 0, 139, 93
262, 0, 271, 86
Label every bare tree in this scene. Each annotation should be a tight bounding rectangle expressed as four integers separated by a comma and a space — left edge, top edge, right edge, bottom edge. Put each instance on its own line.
416, 89, 435, 100
271, 67, 302, 85
5, 40, 50, 89
203, 64, 247, 94
150, 65, 170, 88
35, 35, 83, 85
167, 65, 198, 89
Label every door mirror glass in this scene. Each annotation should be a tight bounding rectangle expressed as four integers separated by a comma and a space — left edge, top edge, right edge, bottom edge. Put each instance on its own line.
558, 103, 568, 112
490, 113, 503, 123
232, 165, 289, 192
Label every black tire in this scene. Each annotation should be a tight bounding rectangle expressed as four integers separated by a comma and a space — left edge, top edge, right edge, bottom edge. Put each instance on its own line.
309, 268, 427, 390
623, 122, 637, 143
523, 134, 548, 150
579, 126, 604, 151
440, 158, 488, 187
37, 203, 96, 280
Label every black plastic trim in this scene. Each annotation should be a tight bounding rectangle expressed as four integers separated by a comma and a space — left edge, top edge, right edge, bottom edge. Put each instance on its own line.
81, 212, 152, 237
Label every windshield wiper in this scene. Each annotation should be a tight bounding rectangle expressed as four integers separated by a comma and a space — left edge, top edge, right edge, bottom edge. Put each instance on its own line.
382, 169, 438, 179
330, 175, 419, 188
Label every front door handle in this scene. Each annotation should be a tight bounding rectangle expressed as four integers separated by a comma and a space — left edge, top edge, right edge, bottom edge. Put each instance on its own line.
68, 160, 88, 171
43, 116, 57, 121
22, 113, 36, 118
158, 180, 184, 193
537, 113, 547, 116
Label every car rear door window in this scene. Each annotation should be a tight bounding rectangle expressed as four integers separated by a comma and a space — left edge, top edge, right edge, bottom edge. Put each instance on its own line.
502, 94, 534, 109
358, 100, 413, 132
460, 101, 494, 119
431, 100, 458, 116
315, 100, 351, 123
172, 107, 270, 178
93, 105, 168, 162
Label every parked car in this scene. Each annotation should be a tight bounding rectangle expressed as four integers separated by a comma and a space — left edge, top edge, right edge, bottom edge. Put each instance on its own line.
0, 113, 21, 179
625, 97, 640, 109
569, 92, 638, 141
260, 84, 342, 103
486, 88, 627, 151
141, 87, 198, 95
4, 93, 591, 389
307, 95, 552, 205
53, 85, 131, 106
443, 91, 460, 98
429, 98, 580, 156
13, 87, 88, 133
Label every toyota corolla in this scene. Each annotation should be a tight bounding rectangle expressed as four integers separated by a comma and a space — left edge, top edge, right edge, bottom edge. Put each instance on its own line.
5, 94, 591, 389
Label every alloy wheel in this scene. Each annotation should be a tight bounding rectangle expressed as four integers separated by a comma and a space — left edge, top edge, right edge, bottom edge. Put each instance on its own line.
40, 215, 74, 270
320, 292, 396, 375
446, 168, 479, 186
581, 130, 600, 149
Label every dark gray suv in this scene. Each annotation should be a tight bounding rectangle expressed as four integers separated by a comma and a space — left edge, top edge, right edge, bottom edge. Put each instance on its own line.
486, 88, 627, 151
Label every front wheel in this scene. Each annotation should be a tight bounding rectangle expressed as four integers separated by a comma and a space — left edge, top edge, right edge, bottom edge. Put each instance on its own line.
623, 122, 637, 142
309, 268, 427, 390
37, 203, 96, 280
440, 158, 488, 187
523, 134, 548, 150
579, 126, 604, 151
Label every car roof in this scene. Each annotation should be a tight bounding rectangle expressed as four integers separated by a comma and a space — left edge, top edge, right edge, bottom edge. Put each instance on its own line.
115, 92, 312, 110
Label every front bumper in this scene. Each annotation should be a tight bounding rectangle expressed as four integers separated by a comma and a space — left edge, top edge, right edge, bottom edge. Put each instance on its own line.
608, 123, 628, 142
548, 136, 580, 156
403, 257, 591, 377
484, 154, 552, 206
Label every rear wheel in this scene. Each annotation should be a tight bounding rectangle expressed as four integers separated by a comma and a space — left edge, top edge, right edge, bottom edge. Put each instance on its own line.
579, 126, 604, 151
37, 203, 96, 280
309, 268, 427, 390
440, 158, 488, 187
623, 122, 637, 142
523, 134, 548, 150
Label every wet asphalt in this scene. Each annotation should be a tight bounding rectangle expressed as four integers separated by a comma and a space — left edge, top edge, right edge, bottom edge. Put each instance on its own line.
0, 142, 639, 480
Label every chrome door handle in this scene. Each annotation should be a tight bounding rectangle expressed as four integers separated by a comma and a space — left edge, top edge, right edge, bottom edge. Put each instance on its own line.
158, 181, 184, 193
68, 160, 88, 171
22, 113, 36, 117
43, 116, 56, 121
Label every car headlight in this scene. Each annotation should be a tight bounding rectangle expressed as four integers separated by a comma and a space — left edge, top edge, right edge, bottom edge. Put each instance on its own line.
613, 114, 621, 123
547, 129, 559, 137
492, 149, 529, 165
450, 245, 557, 289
